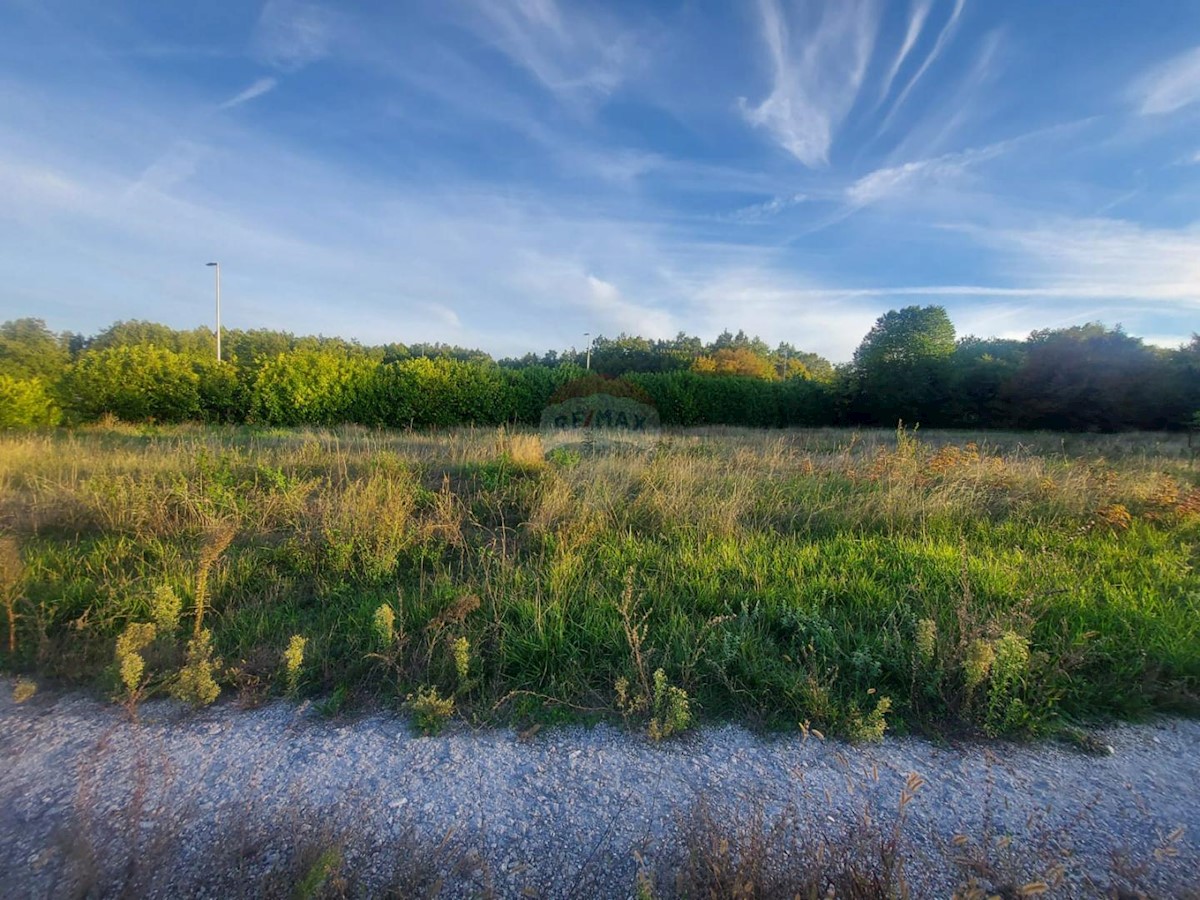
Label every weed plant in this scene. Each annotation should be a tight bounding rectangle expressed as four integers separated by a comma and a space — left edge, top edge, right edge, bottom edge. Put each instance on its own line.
0, 424, 1197, 737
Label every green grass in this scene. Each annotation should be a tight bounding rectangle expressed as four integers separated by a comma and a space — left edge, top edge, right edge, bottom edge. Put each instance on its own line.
1, 423, 1197, 737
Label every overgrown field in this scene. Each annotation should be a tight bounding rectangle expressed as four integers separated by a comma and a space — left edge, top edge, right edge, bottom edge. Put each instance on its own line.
1, 425, 1198, 738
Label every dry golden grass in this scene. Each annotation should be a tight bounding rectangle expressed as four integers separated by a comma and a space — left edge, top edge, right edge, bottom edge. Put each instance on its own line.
0, 423, 1196, 735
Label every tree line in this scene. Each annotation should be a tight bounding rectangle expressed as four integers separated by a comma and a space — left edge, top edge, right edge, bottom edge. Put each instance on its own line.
1, 308, 1196, 431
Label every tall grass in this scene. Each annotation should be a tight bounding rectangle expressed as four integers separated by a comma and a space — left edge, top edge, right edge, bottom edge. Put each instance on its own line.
1, 424, 1197, 736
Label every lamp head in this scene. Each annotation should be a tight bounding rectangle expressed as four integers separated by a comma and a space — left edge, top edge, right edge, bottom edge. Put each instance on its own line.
206, 262, 218, 267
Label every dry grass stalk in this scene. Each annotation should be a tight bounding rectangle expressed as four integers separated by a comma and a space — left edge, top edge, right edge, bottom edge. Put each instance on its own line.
0, 534, 23, 654
194, 523, 235, 638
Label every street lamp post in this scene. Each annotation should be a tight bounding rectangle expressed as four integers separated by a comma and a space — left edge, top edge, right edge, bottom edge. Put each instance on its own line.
205, 262, 221, 362
583, 332, 591, 371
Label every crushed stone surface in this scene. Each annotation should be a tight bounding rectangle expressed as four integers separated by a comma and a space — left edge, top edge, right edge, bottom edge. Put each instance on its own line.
1, 682, 1197, 898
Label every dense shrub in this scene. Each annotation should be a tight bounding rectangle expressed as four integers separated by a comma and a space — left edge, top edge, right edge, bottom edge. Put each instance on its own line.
362, 358, 513, 427
0, 376, 62, 428
250, 349, 376, 426
61, 345, 201, 423
2, 314, 1197, 432
627, 372, 832, 427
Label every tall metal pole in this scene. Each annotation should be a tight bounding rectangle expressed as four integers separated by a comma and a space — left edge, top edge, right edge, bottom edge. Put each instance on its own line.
584, 332, 591, 371
206, 262, 221, 362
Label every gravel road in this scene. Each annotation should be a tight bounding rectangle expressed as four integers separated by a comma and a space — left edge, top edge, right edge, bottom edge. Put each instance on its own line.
1, 680, 1197, 898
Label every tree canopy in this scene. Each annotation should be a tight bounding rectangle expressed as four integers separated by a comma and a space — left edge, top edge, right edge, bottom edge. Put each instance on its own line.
0, 313, 1194, 432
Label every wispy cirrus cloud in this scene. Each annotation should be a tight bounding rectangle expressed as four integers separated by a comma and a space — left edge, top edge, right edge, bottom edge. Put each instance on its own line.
739, 0, 880, 167
463, 0, 639, 105
980, 217, 1200, 304
877, 0, 933, 103
219, 76, 279, 110
730, 192, 808, 221
845, 135, 1013, 206
878, 0, 966, 131
254, 0, 335, 70
846, 153, 970, 205
1131, 44, 1200, 115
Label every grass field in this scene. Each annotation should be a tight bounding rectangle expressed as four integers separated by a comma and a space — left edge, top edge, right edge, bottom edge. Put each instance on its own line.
1, 424, 1197, 738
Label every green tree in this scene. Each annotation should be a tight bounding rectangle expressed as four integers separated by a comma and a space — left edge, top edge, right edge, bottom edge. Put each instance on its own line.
948, 337, 1026, 426
1003, 324, 1167, 431
90, 320, 214, 357
0, 376, 62, 427
61, 345, 201, 422
0, 318, 69, 380
692, 347, 779, 380
850, 306, 956, 426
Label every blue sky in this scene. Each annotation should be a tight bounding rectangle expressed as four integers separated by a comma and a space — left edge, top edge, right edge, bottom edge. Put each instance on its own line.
1, 0, 1198, 361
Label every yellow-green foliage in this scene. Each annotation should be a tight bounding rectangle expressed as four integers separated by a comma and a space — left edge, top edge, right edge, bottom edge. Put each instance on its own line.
115, 622, 157, 695
963, 639, 995, 698
149, 584, 182, 634
284, 635, 307, 694
12, 677, 37, 703
171, 629, 221, 707
992, 631, 1030, 683
452, 636, 471, 682
406, 685, 454, 735
615, 676, 645, 715
0, 375, 61, 428
372, 604, 395, 648
915, 618, 938, 664
647, 668, 692, 742
986, 631, 1032, 734
845, 695, 892, 743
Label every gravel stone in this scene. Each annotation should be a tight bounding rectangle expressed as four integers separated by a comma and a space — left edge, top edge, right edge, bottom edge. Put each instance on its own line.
0, 680, 1197, 898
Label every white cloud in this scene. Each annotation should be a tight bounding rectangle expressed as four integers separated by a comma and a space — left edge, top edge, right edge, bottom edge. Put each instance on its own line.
688, 273, 882, 361
1132, 44, 1200, 115
464, 0, 639, 104
219, 77, 279, 110
879, 0, 967, 129
585, 275, 675, 337
968, 218, 1200, 305
730, 192, 808, 221
846, 154, 969, 205
127, 141, 209, 195
739, 0, 880, 167
254, 0, 334, 70
425, 303, 462, 330
878, 0, 933, 103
